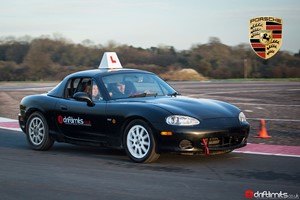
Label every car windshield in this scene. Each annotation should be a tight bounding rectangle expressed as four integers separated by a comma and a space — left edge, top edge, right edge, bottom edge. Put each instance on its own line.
102, 72, 178, 99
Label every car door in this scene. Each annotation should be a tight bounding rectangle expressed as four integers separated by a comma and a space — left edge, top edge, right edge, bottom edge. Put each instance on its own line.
55, 77, 108, 142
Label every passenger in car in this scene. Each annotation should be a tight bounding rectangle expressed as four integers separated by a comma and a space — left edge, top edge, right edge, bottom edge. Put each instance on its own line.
108, 81, 137, 98
85, 81, 91, 96
124, 81, 137, 96
91, 84, 102, 101
108, 82, 125, 98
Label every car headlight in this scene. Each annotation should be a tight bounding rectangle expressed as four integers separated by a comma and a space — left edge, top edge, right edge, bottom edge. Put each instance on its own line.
239, 112, 247, 122
166, 115, 200, 126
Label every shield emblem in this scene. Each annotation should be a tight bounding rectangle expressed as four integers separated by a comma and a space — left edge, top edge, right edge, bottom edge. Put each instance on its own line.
249, 16, 282, 59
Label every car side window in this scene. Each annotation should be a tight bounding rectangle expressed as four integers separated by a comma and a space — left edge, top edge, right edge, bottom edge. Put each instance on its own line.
64, 78, 81, 98
64, 77, 103, 101
64, 78, 90, 98
76, 78, 91, 94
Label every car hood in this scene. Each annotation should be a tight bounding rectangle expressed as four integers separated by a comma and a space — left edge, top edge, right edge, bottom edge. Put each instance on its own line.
126, 96, 240, 120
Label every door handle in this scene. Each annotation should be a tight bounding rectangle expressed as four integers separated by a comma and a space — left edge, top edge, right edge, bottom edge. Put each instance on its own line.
60, 105, 68, 110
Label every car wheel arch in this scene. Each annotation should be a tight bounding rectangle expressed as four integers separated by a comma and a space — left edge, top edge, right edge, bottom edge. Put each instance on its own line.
25, 108, 50, 129
121, 116, 158, 148
25, 107, 44, 122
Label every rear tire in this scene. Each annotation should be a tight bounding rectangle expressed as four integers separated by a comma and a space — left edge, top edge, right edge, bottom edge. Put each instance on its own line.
26, 112, 54, 150
123, 119, 160, 163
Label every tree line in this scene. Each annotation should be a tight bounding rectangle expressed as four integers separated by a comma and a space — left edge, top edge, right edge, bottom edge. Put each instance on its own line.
0, 36, 299, 81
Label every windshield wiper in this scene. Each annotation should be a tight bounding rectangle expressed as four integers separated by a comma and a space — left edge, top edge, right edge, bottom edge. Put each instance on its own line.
129, 93, 147, 98
129, 92, 158, 98
167, 92, 181, 97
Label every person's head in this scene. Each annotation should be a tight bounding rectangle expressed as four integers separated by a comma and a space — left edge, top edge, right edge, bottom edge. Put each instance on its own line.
116, 82, 125, 94
85, 82, 91, 95
92, 84, 99, 96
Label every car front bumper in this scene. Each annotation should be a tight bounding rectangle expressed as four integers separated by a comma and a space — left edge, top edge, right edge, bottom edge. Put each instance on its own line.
18, 114, 26, 133
155, 124, 250, 154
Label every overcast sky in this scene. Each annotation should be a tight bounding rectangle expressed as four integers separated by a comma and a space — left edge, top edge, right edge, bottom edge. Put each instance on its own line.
1, 0, 299, 53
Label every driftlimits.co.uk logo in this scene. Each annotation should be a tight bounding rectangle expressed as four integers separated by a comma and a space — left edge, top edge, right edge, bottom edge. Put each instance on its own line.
58, 115, 91, 126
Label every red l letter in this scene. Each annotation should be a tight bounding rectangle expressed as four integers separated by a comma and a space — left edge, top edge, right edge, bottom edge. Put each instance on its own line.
110, 56, 116, 63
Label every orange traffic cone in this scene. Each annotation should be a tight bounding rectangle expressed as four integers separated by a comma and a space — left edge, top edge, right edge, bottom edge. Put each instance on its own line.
255, 119, 271, 138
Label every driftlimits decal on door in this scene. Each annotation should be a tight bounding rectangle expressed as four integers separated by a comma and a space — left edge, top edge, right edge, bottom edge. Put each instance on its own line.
58, 115, 92, 126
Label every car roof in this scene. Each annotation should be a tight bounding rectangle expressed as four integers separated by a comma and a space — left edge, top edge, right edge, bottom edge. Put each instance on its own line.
66, 68, 153, 78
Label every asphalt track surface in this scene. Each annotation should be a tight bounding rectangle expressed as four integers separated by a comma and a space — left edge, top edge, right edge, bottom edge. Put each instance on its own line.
0, 129, 299, 200
0, 81, 299, 199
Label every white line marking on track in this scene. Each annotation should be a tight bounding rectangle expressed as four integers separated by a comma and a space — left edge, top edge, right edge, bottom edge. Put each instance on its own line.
233, 151, 300, 158
232, 103, 300, 107
247, 118, 300, 122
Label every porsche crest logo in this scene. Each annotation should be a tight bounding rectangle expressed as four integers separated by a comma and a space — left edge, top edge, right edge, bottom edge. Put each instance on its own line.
249, 16, 282, 59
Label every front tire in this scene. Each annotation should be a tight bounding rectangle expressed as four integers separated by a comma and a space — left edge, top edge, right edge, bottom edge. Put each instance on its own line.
124, 119, 160, 163
26, 112, 54, 150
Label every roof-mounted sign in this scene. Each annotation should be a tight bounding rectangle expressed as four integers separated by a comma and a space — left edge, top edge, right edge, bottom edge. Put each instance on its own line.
99, 52, 123, 69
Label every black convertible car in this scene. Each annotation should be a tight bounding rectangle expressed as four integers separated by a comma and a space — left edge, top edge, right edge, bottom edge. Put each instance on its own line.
19, 52, 250, 163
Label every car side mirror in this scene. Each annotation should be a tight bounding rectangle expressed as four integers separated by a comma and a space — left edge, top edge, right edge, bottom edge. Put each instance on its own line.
73, 92, 94, 106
